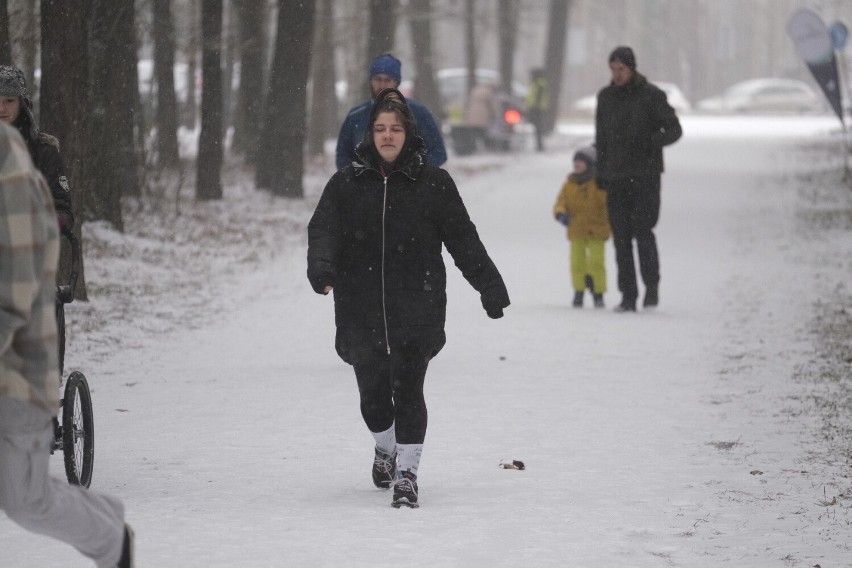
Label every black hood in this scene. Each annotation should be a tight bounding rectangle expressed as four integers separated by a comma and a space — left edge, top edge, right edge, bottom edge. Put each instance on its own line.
354, 88, 426, 176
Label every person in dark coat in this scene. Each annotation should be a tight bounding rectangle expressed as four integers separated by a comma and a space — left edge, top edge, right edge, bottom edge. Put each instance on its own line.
595, 46, 682, 312
335, 53, 447, 171
308, 88, 509, 508
0, 65, 74, 233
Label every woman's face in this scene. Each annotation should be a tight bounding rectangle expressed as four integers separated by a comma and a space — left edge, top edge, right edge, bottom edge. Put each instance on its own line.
0, 96, 21, 123
372, 111, 406, 163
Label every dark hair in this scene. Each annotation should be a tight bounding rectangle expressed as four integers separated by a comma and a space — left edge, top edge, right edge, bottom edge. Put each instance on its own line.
370, 89, 416, 137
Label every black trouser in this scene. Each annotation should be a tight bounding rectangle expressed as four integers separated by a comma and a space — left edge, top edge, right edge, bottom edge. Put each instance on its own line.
529, 109, 544, 152
353, 344, 431, 445
605, 175, 661, 304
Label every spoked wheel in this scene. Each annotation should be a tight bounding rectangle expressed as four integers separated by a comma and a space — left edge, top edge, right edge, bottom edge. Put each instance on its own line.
62, 371, 94, 488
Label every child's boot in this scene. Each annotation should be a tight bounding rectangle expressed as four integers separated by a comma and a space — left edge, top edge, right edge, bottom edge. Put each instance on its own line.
572, 291, 584, 308
593, 293, 604, 308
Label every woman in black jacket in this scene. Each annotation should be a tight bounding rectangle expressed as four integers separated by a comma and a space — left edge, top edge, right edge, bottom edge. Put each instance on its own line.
308, 88, 509, 508
0, 65, 73, 232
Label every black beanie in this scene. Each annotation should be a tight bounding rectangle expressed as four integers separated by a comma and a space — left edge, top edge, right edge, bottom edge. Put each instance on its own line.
609, 46, 636, 70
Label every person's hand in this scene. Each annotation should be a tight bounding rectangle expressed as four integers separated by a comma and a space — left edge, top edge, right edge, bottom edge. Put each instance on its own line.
481, 287, 509, 319
555, 212, 571, 226
323, 285, 333, 295
485, 306, 504, 319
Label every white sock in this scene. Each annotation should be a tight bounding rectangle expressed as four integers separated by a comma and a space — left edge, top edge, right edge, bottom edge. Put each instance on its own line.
396, 444, 423, 477
371, 424, 396, 455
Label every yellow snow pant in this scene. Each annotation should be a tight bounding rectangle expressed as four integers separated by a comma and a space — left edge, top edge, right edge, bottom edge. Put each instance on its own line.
570, 239, 607, 293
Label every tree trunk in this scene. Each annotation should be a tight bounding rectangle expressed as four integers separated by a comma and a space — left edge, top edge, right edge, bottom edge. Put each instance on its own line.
542, 0, 569, 134
196, 0, 223, 201
367, 0, 394, 62
307, 0, 336, 157
408, 0, 441, 120
231, 0, 264, 162
183, 0, 199, 129
0, 0, 11, 63
255, 0, 314, 198
87, 0, 141, 231
464, 0, 476, 105
18, 0, 36, 96
498, 0, 519, 96
118, 4, 142, 197
40, 0, 88, 300
153, 0, 180, 167
221, 2, 236, 138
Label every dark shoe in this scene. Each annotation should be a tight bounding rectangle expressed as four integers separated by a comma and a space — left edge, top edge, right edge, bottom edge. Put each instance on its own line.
372, 447, 397, 489
593, 293, 605, 308
572, 291, 584, 308
643, 288, 658, 309
116, 525, 135, 568
391, 470, 419, 508
614, 300, 636, 313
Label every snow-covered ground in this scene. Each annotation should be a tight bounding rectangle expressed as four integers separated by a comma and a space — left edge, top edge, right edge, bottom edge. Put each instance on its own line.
2, 114, 851, 567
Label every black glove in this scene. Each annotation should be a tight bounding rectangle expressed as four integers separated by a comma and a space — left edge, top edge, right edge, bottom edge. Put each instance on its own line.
481, 286, 510, 320
555, 212, 571, 226
486, 306, 504, 319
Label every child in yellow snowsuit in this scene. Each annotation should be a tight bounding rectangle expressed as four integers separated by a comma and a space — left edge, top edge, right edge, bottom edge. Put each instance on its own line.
553, 146, 611, 308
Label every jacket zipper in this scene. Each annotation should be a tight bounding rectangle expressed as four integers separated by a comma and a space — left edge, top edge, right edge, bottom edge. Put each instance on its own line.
381, 174, 391, 355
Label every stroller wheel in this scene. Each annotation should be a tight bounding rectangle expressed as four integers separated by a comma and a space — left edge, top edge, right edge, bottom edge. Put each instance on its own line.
62, 371, 94, 488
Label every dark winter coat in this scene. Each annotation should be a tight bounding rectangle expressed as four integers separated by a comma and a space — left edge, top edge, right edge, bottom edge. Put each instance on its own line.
29, 133, 73, 224
595, 72, 682, 182
309, 92, 509, 364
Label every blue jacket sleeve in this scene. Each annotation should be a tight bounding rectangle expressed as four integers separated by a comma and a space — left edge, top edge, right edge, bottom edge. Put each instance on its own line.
335, 114, 356, 171
409, 101, 447, 167
335, 103, 371, 171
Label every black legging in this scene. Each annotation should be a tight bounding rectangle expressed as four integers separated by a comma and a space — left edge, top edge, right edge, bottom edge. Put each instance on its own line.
353, 344, 430, 445
606, 175, 661, 303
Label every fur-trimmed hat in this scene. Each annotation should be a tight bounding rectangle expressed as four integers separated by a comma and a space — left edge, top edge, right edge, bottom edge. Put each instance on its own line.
0, 65, 38, 142
369, 53, 402, 84
0, 65, 30, 100
609, 46, 636, 70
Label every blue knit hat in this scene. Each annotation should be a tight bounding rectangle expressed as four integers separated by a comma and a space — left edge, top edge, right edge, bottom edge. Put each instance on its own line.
369, 54, 402, 83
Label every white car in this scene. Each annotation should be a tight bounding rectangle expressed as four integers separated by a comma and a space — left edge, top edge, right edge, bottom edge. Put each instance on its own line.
696, 78, 823, 113
570, 81, 692, 116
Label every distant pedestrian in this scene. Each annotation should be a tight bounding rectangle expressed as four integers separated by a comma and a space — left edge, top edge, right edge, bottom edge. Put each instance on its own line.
0, 121, 134, 568
0, 65, 74, 233
309, 88, 509, 508
595, 46, 682, 312
526, 68, 549, 152
336, 53, 447, 170
553, 145, 610, 308
463, 82, 503, 151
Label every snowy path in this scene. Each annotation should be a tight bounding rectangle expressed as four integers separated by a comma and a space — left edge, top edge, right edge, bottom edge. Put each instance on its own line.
2, 116, 849, 567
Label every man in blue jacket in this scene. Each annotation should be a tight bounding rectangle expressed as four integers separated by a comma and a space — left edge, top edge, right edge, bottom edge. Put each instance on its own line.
336, 53, 447, 171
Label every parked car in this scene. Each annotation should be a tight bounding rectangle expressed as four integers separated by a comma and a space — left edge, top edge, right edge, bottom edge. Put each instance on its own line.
570, 81, 692, 116
696, 78, 823, 113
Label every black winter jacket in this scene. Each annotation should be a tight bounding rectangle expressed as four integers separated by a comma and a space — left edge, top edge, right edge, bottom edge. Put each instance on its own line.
595, 72, 682, 182
307, 133, 509, 360
30, 133, 73, 222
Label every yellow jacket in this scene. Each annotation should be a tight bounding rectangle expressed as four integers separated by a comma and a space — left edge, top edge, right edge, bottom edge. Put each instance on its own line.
553, 175, 611, 242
